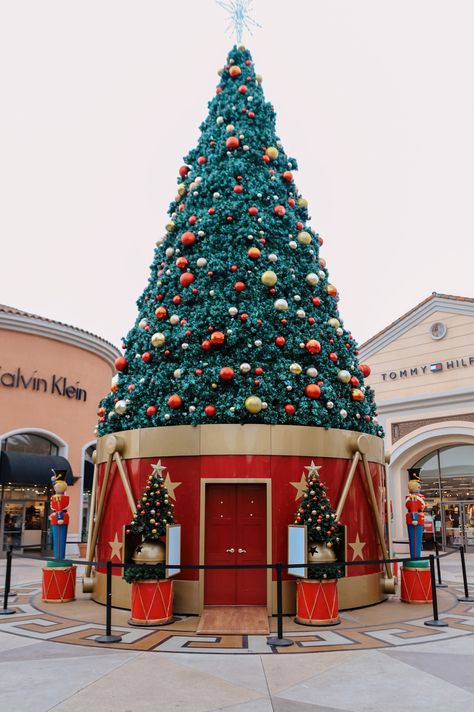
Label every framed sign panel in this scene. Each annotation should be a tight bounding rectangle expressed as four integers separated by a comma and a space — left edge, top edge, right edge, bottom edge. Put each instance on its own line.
166, 524, 181, 578
288, 524, 307, 578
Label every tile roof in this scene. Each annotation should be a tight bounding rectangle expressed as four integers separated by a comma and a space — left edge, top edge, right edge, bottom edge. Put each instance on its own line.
360, 292, 474, 349
0, 303, 118, 350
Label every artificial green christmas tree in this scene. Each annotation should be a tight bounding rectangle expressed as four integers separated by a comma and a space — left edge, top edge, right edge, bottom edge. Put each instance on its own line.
294, 463, 344, 581
124, 462, 175, 583
97, 45, 382, 438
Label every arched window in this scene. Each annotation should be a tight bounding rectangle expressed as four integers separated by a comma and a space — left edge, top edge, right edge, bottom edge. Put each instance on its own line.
1, 433, 59, 456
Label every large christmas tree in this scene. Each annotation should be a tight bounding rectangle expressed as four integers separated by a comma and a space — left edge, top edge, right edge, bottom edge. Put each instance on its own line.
97, 45, 382, 438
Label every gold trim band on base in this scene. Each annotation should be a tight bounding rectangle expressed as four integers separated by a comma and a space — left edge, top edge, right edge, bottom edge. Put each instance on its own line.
42, 597, 75, 603
96, 425, 385, 465
295, 615, 340, 626
128, 616, 173, 626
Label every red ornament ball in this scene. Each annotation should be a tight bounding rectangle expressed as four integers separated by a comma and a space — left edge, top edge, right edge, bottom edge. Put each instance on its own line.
329, 352, 338, 362
234, 281, 246, 292
114, 356, 128, 372
181, 231, 196, 246
176, 256, 188, 269
282, 171, 293, 182
247, 247, 261, 260
238, 84, 247, 93
168, 394, 183, 409
248, 111, 255, 118
248, 206, 258, 215
179, 165, 190, 178
226, 136, 240, 150
229, 65, 241, 77
155, 306, 168, 319
285, 404, 296, 415
312, 297, 321, 307
219, 367, 234, 381
180, 272, 195, 287
204, 404, 216, 417
173, 295, 181, 305
142, 351, 152, 363
306, 339, 321, 354
359, 363, 371, 377
305, 384, 321, 399
210, 331, 225, 345
233, 184, 243, 193
275, 336, 286, 347
197, 156, 207, 165
274, 205, 286, 216
350, 376, 359, 386
201, 340, 211, 350
146, 405, 157, 417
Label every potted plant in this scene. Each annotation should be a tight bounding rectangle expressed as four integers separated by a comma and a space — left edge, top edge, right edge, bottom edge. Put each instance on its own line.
124, 464, 176, 625
294, 464, 344, 625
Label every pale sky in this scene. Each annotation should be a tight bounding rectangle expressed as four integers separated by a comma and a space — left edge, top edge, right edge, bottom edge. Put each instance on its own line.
1, 0, 472, 349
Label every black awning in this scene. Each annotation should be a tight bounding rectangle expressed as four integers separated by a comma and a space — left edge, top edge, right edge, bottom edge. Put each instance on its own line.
83, 459, 94, 491
0, 452, 74, 487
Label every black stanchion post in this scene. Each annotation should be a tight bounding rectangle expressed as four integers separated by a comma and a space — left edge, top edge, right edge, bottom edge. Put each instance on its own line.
267, 563, 293, 647
0, 546, 16, 616
425, 554, 448, 627
457, 545, 474, 602
434, 540, 447, 588
96, 561, 122, 643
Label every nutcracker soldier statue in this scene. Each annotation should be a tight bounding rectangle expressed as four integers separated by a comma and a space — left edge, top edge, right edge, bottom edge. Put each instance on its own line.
41, 468, 76, 603
401, 467, 431, 603
405, 471, 425, 561
49, 469, 70, 561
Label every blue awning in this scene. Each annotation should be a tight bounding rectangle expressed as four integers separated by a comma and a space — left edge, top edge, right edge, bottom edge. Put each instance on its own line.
0, 452, 74, 486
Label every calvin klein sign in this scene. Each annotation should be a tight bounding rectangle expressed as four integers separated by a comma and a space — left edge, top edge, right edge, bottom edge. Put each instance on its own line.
0, 367, 87, 402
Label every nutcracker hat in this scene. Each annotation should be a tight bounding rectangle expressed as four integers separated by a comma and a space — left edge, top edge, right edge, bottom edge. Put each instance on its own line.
407, 467, 421, 480
51, 469, 68, 482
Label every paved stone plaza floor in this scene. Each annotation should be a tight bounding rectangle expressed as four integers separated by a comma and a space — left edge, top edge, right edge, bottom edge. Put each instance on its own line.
1, 553, 474, 711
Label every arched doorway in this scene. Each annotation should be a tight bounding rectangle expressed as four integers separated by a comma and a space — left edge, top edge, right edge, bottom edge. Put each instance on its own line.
0, 430, 69, 554
413, 444, 474, 550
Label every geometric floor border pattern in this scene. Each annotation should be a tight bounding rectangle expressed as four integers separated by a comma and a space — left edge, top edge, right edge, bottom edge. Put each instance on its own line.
1, 582, 474, 655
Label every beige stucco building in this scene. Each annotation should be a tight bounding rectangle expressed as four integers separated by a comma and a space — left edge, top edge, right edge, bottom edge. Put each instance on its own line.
359, 293, 474, 550
0, 305, 119, 554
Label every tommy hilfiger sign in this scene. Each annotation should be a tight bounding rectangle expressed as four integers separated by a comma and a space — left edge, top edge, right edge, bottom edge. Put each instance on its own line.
381, 356, 474, 381
0, 367, 87, 402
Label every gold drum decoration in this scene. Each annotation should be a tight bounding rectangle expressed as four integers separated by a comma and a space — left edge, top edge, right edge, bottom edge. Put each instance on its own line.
132, 540, 166, 565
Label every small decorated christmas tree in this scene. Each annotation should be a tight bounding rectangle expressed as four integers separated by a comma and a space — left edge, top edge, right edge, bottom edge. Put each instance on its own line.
294, 463, 344, 581
124, 461, 175, 583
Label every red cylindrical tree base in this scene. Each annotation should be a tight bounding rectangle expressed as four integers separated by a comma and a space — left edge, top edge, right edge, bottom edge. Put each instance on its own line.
129, 579, 173, 625
400, 566, 432, 603
42, 566, 76, 603
295, 579, 340, 625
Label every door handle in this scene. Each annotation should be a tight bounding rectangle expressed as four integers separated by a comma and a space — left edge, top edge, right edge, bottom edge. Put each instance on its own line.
238, 548, 247, 554
226, 548, 235, 553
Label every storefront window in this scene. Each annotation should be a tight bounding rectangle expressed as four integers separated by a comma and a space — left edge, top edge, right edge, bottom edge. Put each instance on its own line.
2, 433, 58, 456
413, 444, 474, 550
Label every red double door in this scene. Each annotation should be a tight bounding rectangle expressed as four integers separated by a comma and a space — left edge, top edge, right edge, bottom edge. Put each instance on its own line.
204, 484, 267, 606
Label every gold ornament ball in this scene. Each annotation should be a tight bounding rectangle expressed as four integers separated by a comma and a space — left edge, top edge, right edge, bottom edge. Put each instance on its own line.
266, 146, 279, 160
114, 399, 128, 415
166, 221, 176, 233
151, 332, 166, 347
261, 270, 277, 287
289, 362, 302, 375
298, 197, 308, 208
351, 388, 365, 401
177, 183, 186, 196
328, 318, 340, 328
256, 73, 262, 84
297, 231, 312, 245
326, 541, 333, 548
337, 369, 351, 384
305, 272, 319, 286
245, 395, 263, 413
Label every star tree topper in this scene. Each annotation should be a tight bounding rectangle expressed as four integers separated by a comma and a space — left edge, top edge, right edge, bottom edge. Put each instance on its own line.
217, 0, 261, 43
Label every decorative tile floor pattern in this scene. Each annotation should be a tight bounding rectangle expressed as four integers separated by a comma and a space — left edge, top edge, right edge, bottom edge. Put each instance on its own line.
1, 557, 474, 711
1, 579, 474, 654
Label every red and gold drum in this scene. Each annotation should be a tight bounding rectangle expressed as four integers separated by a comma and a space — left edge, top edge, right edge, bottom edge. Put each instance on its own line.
296, 579, 339, 625
42, 565, 76, 603
89, 424, 389, 614
130, 579, 173, 625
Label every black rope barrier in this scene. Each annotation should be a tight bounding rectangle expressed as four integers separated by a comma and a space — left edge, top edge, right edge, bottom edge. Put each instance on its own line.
0, 547, 15, 616
457, 546, 474, 603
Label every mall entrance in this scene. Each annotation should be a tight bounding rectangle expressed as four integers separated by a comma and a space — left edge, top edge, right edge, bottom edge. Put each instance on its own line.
442, 501, 474, 550
413, 444, 474, 552
0, 485, 50, 554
